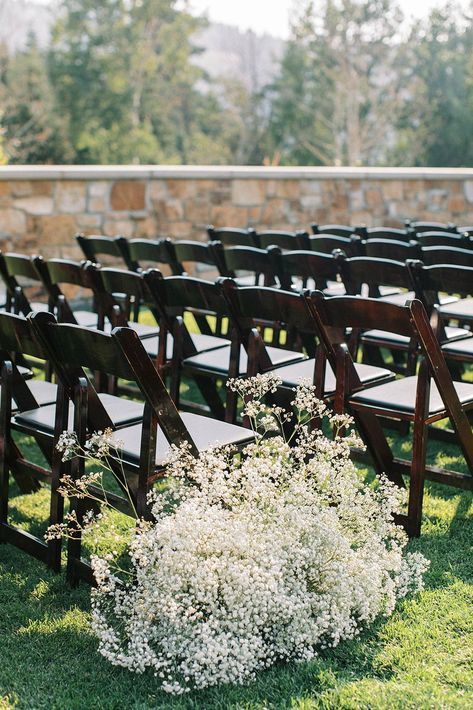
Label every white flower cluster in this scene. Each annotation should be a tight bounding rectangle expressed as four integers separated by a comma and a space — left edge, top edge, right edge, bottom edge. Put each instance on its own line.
86, 376, 429, 695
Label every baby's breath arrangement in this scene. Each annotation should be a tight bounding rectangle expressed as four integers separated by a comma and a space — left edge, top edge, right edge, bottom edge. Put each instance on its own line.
49, 374, 428, 695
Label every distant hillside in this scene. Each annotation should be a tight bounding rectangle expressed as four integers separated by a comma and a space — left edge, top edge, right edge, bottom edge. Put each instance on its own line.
193, 23, 284, 91
0, 1, 284, 89
0, 0, 52, 52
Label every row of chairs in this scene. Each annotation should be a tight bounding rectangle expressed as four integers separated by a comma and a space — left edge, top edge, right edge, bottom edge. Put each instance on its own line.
2, 271, 473, 583
75, 232, 473, 285
3, 247, 473, 383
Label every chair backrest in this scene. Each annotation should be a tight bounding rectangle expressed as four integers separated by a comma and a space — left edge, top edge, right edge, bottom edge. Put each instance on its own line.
256, 230, 310, 251
339, 256, 414, 297
0, 252, 45, 315
207, 225, 258, 248
364, 238, 422, 261
86, 263, 160, 328
408, 261, 473, 306
30, 312, 198, 454
305, 291, 466, 410
75, 234, 131, 268
365, 227, 412, 242
126, 237, 183, 275
144, 270, 229, 354
268, 247, 341, 292
33, 257, 96, 325
173, 240, 221, 276
217, 244, 276, 285
311, 224, 362, 237
220, 279, 316, 368
406, 220, 458, 234
0, 311, 50, 411
415, 231, 471, 248
309, 234, 364, 256
420, 245, 473, 267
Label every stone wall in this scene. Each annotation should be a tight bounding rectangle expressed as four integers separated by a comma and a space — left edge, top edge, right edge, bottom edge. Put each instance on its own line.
1, 166, 473, 258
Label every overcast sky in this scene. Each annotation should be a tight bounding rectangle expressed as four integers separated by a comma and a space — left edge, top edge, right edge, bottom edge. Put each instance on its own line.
189, 0, 468, 38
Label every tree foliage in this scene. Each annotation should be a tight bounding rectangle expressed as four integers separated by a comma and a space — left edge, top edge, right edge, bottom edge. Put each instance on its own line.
1, 0, 473, 166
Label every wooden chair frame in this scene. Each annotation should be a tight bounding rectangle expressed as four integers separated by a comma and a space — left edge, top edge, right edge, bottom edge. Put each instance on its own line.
305, 291, 473, 536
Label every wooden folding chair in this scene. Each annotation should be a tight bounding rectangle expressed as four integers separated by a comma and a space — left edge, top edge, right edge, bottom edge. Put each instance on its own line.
364, 238, 421, 262
309, 234, 364, 256
416, 231, 471, 249
33, 257, 102, 329
406, 220, 458, 234
312, 223, 363, 237
305, 291, 473, 536
408, 262, 473, 374
0, 251, 48, 316
268, 246, 344, 300
420, 245, 473, 267
207, 225, 258, 248
215, 244, 277, 286
126, 237, 183, 275
75, 233, 131, 269
365, 227, 412, 242
256, 229, 309, 251
30, 312, 254, 585
220, 280, 395, 423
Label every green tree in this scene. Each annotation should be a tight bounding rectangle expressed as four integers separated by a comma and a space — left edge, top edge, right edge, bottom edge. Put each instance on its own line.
0, 34, 72, 164
389, 3, 473, 166
48, 0, 228, 164
266, 0, 403, 166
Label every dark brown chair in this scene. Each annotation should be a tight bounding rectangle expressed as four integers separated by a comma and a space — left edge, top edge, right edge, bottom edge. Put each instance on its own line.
220, 280, 394, 423
216, 244, 276, 286
0, 251, 48, 316
0, 311, 143, 573
268, 246, 344, 297
256, 230, 310, 251
309, 234, 364, 257
364, 239, 421, 262
30, 312, 254, 585
305, 291, 473, 537
420, 245, 473, 267
408, 262, 473, 372
126, 237, 183, 275
365, 227, 412, 242
406, 221, 458, 234
207, 225, 258, 248
33, 257, 101, 329
75, 234, 131, 269
415, 231, 471, 249
312, 224, 363, 237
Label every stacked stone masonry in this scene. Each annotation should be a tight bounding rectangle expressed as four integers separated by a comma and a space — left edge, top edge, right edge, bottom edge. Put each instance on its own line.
1, 166, 473, 259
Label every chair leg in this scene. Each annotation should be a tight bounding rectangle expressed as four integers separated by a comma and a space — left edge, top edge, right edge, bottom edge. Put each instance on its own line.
407, 362, 430, 537
407, 418, 428, 537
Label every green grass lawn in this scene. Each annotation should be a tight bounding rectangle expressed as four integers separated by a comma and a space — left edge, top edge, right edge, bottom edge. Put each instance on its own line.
2, 314, 473, 709
1, 426, 472, 709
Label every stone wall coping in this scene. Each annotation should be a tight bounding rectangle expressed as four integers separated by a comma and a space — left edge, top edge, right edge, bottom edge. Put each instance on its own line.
1, 165, 473, 181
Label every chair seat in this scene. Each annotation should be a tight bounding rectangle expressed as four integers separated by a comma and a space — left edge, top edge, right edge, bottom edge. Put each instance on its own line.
183, 344, 305, 375
350, 375, 473, 417
24, 380, 58, 407
439, 297, 473, 322
13, 393, 144, 433
273, 359, 394, 394
378, 290, 415, 306
442, 337, 473, 360
142, 333, 230, 360
116, 412, 254, 468
362, 325, 471, 347
103, 320, 159, 339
